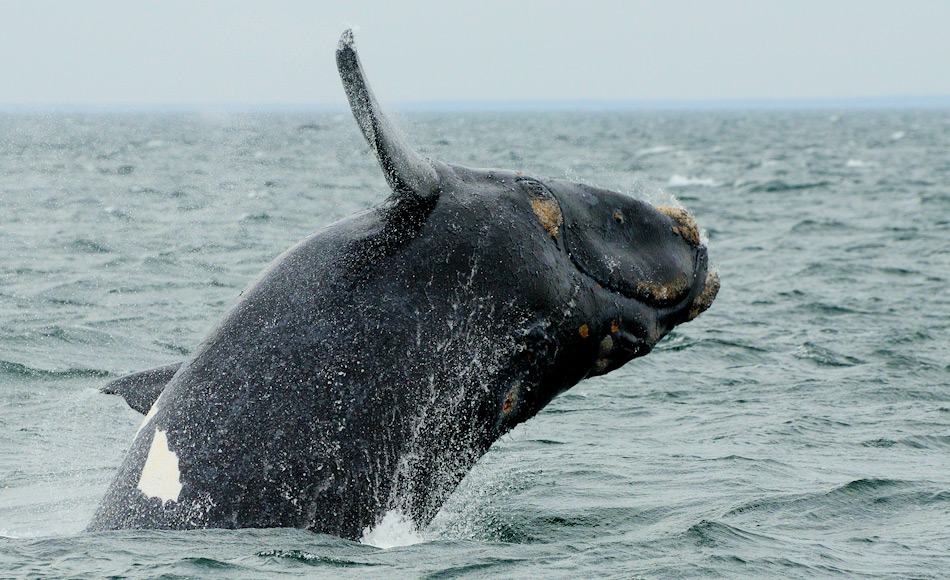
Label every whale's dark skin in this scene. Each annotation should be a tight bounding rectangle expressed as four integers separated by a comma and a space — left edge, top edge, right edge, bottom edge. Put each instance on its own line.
88, 30, 719, 540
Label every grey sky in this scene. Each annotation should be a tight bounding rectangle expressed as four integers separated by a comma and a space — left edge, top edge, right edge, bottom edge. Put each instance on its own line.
2, 0, 949, 107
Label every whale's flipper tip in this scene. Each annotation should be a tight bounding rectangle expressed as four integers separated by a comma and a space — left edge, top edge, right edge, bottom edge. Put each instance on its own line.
334, 28, 441, 203
338, 29, 354, 51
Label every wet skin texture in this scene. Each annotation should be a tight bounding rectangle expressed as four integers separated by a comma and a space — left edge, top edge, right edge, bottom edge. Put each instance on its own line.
89, 30, 718, 540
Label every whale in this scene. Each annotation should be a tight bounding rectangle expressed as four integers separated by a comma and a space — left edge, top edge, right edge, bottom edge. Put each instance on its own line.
88, 30, 719, 540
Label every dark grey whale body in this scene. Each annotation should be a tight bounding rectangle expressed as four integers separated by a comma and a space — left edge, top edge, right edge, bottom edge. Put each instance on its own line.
89, 30, 719, 540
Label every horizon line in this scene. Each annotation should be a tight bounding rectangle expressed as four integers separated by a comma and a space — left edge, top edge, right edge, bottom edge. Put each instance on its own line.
2, 95, 950, 114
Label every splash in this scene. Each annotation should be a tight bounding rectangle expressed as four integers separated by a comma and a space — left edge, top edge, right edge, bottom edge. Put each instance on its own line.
359, 509, 426, 549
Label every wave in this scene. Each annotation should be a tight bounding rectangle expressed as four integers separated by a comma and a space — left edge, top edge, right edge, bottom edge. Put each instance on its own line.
68, 238, 113, 254
863, 435, 950, 450
668, 174, 720, 188
723, 478, 949, 524
0, 359, 110, 379
636, 145, 676, 157
789, 219, 853, 234
741, 179, 831, 193
685, 519, 771, 545
257, 549, 381, 567
794, 342, 865, 367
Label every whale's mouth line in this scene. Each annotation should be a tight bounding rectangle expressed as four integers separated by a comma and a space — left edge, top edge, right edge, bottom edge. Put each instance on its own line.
563, 240, 710, 313
566, 250, 691, 307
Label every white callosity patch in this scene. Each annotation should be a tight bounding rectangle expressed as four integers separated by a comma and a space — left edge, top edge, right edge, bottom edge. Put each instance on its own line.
137, 428, 183, 504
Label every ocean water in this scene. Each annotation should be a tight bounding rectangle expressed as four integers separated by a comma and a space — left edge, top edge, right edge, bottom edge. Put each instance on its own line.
1, 109, 949, 579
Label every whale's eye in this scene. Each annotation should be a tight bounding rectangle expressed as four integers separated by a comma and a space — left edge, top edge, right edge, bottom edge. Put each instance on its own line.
519, 179, 548, 197
614, 210, 625, 224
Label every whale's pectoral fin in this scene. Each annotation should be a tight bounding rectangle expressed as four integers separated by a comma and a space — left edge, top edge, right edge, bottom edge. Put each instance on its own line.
336, 29, 441, 203
101, 362, 183, 414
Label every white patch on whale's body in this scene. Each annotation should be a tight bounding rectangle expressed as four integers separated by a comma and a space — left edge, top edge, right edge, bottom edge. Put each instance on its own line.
137, 428, 183, 503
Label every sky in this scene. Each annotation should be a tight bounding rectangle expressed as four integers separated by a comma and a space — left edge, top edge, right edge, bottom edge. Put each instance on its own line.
1, 0, 949, 109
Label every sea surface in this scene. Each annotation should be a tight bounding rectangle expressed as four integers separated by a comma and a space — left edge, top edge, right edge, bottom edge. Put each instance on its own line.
1, 109, 949, 579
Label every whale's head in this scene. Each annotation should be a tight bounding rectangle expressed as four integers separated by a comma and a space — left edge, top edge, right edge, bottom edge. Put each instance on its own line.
518, 176, 719, 375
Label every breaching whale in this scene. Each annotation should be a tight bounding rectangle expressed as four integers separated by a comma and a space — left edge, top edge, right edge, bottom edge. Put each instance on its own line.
89, 30, 719, 540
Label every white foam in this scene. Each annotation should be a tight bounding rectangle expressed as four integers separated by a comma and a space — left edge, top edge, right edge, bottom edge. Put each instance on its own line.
846, 159, 870, 168
668, 174, 719, 188
637, 145, 675, 157
137, 429, 183, 503
360, 509, 426, 549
